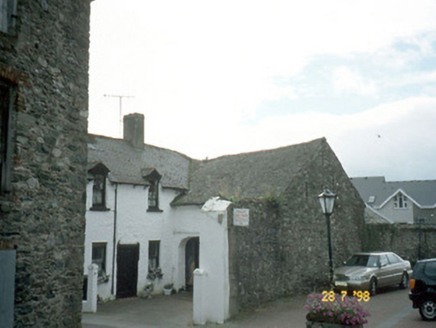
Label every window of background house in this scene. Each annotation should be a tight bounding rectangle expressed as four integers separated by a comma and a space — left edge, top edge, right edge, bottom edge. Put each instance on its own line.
0, 78, 14, 195
148, 241, 160, 270
92, 243, 107, 276
148, 179, 159, 210
0, 0, 17, 34
394, 193, 408, 209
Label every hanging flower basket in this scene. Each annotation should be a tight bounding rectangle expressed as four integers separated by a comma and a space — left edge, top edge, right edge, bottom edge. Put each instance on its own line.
304, 293, 370, 327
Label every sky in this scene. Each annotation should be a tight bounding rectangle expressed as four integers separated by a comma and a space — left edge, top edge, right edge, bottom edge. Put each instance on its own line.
88, 0, 436, 181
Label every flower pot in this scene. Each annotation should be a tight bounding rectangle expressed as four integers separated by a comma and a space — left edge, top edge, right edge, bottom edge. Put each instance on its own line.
163, 288, 172, 296
306, 322, 363, 328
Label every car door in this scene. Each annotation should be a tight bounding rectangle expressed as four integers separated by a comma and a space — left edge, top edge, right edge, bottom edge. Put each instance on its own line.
386, 253, 402, 284
377, 254, 392, 287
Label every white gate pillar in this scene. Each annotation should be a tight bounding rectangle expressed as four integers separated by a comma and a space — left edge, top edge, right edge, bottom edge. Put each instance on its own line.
82, 263, 98, 313
193, 268, 208, 325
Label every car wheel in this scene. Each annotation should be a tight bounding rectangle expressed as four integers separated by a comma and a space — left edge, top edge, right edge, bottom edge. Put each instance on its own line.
399, 272, 408, 289
419, 300, 436, 321
370, 278, 377, 296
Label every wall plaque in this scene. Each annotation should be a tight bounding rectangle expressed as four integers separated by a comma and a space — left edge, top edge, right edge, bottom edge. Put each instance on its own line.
233, 208, 249, 226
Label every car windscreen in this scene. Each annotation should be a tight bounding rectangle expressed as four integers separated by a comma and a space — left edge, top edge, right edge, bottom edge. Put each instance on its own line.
345, 255, 379, 267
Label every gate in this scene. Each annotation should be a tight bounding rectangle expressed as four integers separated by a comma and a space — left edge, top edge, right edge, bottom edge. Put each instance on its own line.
116, 243, 139, 298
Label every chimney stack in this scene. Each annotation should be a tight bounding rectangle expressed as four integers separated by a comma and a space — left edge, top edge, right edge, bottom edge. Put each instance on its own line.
123, 113, 144, 149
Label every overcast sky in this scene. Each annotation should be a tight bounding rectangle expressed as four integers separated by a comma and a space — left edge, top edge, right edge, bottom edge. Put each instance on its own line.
88, 0, 436, 181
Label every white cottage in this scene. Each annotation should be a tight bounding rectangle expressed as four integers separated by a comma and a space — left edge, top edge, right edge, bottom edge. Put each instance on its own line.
84, 113, 362, 324
84, 113, 232, 323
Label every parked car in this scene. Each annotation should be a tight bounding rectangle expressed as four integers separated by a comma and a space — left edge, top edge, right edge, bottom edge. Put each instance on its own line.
409, 258, 436, 321
334, 252, 412, 296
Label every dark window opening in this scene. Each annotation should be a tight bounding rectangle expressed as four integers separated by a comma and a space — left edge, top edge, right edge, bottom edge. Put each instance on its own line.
148, 240, 160, 270
0, 0, 17, 34
0, 78, 14, 195
92, 243, 107, 276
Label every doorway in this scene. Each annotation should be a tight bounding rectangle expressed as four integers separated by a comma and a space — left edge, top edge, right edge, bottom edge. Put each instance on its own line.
185, 237, 199, 291
116, 243, 139, 298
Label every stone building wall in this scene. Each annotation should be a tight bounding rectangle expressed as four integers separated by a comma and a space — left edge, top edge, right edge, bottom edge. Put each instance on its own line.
228, 141, 365, 312
0, 1, 90, 327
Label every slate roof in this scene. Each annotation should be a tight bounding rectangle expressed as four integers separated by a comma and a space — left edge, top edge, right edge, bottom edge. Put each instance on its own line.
180, 138, 326, 205
87, 134, 191, 189
350, 176, 436, 208
88, 134, 327, 205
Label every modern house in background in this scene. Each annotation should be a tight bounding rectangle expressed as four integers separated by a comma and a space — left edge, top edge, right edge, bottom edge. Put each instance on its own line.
84, 113, 365, 324
351, 176, 436, 225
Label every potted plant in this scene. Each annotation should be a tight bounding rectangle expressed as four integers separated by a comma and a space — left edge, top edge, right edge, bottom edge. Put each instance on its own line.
304, 293, 370, 327
163, 283, 173, 296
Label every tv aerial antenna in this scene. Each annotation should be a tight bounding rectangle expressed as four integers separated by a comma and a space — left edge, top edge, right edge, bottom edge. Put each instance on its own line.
104, 94, 135, 137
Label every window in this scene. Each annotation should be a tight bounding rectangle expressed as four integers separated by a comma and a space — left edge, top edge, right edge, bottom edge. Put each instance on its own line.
148, 179, 159, 210
148, 241, 160, 270
142, 168, 162, 212
92, 243, 107, 276
0, 0, 17, 34
387, 253, 400, 264
0, 78, 14, 195
424, 261, 436, 277
394, 193, 408, 209
92, 173, 106, 208
379, 254, 389, 267
89, 163, 110, 211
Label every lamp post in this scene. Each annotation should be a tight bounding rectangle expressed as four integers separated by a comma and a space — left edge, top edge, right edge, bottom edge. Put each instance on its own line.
417, 218, 425, 260
318, 188, 336, 284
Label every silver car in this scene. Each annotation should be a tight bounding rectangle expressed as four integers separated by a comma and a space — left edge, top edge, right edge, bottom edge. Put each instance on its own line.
334, 252, 412, 296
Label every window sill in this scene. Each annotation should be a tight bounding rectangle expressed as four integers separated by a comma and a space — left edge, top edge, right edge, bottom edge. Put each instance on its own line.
90, 206, 111, 212
147, 208, 163, 213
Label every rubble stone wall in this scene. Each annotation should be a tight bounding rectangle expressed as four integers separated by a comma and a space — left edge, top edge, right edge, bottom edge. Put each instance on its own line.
228, 141, 365, 312
364, 224, 436, 266
0, 0, 90, 326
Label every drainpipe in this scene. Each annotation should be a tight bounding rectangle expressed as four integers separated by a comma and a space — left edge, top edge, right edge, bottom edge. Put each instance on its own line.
111, 183, 118, 295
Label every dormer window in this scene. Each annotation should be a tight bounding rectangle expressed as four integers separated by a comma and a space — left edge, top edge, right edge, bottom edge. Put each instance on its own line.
148, 179, 159, 210
89, 163, 110, 211
93, 173, 106, 207
394, 193, 408, 209
142, 168, 162, 212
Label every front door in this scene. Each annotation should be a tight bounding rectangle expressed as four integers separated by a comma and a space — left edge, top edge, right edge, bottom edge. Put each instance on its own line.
185, 237, 199, 291
116, 243, 139, 298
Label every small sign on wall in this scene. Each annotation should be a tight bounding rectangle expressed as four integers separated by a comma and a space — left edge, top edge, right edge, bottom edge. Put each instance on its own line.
233, 208, 249, 226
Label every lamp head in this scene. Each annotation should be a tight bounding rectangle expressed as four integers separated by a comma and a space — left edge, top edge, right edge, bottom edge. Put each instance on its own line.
318, 188, 336, 215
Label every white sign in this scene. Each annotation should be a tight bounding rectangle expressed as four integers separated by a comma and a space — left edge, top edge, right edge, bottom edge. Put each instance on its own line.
233, 208, 249, 226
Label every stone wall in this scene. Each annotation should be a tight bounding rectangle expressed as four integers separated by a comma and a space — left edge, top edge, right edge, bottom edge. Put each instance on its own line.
364, 224, 436, 266
228, 140, 365, 313
0, 1, 90, 327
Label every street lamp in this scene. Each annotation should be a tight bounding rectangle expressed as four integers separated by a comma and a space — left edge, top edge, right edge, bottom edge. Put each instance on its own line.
318, 188, 336, 284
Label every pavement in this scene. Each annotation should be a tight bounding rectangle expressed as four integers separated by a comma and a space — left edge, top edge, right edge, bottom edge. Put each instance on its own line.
82, 288, 431, 328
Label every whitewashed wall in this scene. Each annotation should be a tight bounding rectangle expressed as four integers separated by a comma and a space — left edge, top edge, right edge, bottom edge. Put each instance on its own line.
84, 179, 115, 300
84, 178, 231, 324
170, 199, 231, 324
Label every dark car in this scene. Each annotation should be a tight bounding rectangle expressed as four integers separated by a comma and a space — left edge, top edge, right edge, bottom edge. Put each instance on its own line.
334, 252, 412, 296
409, 258, 436, 321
